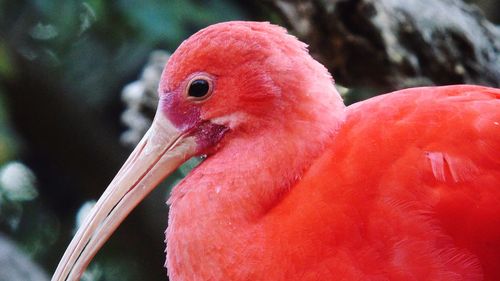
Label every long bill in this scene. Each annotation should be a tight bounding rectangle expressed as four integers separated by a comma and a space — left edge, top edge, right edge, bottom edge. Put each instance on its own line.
52, 112, 197, 281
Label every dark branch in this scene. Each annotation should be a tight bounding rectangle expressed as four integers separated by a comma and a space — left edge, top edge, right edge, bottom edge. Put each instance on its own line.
261, 0, 500, 91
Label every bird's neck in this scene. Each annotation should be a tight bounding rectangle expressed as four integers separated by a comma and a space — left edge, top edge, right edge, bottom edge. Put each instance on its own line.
170, 88, 345, 220
166, 83, 345, 280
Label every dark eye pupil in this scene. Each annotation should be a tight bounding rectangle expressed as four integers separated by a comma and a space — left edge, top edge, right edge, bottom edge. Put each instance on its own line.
188, 79, 209, 98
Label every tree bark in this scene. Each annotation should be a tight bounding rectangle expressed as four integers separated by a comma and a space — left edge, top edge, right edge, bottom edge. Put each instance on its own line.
261, 0, 500, 91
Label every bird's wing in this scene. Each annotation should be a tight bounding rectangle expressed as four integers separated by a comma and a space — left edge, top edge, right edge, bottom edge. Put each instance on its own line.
269, 85, 500, 280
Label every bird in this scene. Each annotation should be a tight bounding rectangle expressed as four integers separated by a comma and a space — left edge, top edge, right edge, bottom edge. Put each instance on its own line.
52, 21, 500, 281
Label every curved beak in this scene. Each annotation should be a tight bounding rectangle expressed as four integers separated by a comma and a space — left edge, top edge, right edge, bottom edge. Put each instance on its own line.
52, 112, 197, 281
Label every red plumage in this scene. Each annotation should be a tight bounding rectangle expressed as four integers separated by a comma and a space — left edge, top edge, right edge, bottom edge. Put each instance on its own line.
263, 86, 500, 280
167, 82, 500, 280
163, 23, 500, 280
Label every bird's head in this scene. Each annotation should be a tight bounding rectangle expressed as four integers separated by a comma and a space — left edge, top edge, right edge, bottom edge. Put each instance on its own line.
52, 21, 343, 281
158, 21, 340, 153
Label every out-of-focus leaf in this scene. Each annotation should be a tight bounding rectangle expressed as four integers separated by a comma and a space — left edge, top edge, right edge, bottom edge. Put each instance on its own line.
79, 2, 97, 35
0, 199, 22, 230
0, 42, 16, 79
179, 157, 203, 177
0, 89, 18, 163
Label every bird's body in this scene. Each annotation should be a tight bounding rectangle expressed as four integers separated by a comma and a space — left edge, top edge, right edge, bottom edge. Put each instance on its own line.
167, 85, 500, 281
52, 22, 500, 281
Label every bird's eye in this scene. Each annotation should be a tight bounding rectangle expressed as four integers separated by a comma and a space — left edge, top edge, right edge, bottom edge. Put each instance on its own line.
187, 78, 212, 99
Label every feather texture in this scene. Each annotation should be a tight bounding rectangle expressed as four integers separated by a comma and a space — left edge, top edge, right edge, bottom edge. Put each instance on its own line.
162, 22, 500, 281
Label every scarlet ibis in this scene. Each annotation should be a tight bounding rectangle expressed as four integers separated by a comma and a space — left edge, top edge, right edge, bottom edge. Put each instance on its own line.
52, 21, 500, 281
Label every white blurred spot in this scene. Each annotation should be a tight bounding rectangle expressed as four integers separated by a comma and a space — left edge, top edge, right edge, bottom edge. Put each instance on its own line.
335, 84, 350, 98
120, 129, 145, 147
75, 200, 96, 231
30, 22, 58, 40
121, 108, 151, 130
0, 161, 38, 201
454, 64, 465, 75
122, 81, 146, 107
81, 264, 103, 281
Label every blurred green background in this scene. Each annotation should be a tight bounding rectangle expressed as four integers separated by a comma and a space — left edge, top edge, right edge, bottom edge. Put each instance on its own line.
0, 1, 498, 281
0, 1, 258, 280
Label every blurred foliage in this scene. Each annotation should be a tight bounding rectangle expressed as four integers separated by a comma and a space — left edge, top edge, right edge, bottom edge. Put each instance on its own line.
0, 160, 59, 281
0, 88, 18, 162
0, 0, 245, 107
